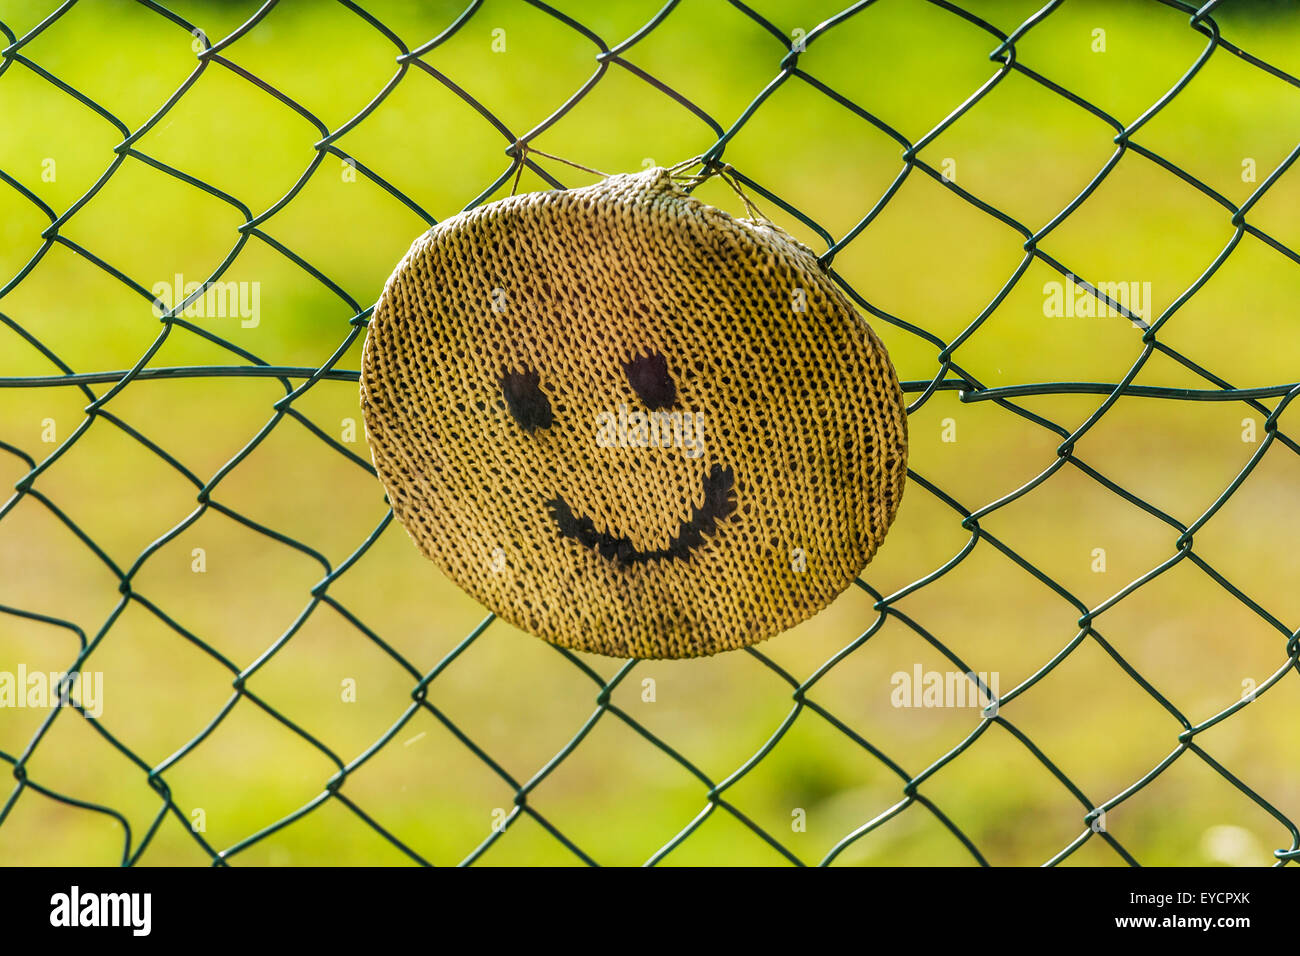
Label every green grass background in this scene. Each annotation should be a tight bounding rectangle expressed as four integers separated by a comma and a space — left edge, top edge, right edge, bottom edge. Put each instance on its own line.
0, 0, 1298, 865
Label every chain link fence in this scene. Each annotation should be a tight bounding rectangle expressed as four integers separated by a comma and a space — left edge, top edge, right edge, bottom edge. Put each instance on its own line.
1, 0, 1297, 866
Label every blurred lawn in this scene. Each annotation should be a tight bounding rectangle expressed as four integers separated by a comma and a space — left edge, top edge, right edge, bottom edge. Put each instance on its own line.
1, 0, 1298, 866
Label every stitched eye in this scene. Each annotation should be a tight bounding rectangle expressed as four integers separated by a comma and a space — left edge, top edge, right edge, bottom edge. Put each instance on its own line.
500, 369, 553, 432
624, 352, 676, 410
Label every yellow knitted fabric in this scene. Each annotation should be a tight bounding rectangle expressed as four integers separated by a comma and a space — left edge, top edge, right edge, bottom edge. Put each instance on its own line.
360, 167, 908, 659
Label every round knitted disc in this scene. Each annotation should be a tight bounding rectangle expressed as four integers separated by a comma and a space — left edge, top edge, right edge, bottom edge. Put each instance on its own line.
360, 167, 907, 659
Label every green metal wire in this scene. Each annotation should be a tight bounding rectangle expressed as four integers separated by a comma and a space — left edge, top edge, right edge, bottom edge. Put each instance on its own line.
0, 0, 1297, 867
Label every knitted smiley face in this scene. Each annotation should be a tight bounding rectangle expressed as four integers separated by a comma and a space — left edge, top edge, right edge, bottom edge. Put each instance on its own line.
361, 168, 907, 659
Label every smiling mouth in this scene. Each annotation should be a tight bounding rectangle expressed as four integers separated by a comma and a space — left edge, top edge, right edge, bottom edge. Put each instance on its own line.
546, 463, 738, 566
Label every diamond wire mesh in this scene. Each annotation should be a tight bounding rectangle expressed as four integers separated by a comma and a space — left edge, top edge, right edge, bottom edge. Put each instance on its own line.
0, 0, 1297, 867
